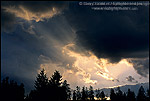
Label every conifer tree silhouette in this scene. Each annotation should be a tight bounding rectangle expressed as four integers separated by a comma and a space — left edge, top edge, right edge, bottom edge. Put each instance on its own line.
95, 88, 101, 100
27, 69, 67, 101
137, 86, 146, 101
2, 70, 149, 101
100, 91, 105, 101
146, 89, 150, 101
116, 87, 123, 101
34, 69, 49, 91
49, 70, 67, 101
49, 70, 62, 87
122, 92, 127, 101
76, 86, 82, 100
33, 69, 49, 100
89, 85, 94, 100
127, 89, 136, 101
110, 88, 116, 101
1, 77, 25, 101
73, 90, 77, 100
62, 80, 71, 100
85, 87, 89, 100
81, 86, 86, 100
26, 90, 37, 101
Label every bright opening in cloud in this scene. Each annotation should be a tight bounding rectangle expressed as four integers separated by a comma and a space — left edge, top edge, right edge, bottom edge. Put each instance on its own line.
39, 43, 149, 89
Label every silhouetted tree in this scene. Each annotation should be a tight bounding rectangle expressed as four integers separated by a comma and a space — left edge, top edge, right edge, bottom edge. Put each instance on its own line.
48, 70, 66, 101
85, 87, 89, 100
19, 83, 25, 100
115, 87, 124, 101
127, 89, 136, 101
100, 91, 105, 101
147, 89, 150, 97
122, 92, 127, 101
34, 69, 49, 91
146, 89, 150, 101
110, 88, 116, 101
137, 86, 146, 101
49, 70, 62, 87
62, 80, 71, 100
89, 85, 94, 100
95, 88, 101, 100
26, 90, 38, 101
1, 77, 25, 101
6, 70, 150, 101
76, 86, 81, 100
81, 86, 86, 100
27, 69, 68, 101
73, 90, 77, 100
32, 69, 49, 100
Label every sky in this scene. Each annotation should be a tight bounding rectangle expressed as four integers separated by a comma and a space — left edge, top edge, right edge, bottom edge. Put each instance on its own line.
1, 1, 149, 93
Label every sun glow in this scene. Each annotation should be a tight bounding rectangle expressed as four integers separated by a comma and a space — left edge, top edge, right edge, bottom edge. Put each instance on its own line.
96, 71, 114, 81
38, 43, 147, 89
119, 59, 133, 66
62, 43, 118, 83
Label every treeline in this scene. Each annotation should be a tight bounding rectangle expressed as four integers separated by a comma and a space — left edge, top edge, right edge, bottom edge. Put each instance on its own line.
1, 69, 150, 101
72, 84, 149, 101
1, 77, 25, 101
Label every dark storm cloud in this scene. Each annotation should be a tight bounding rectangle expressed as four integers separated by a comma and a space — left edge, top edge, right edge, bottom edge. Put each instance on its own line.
1, 9, 17, 33
64, 2, 149, 76
128, 58, 149, 77
19, 1, 68, 14
65, 2, 149, 62
1, 1, 68, 16
1, 1, 68, 33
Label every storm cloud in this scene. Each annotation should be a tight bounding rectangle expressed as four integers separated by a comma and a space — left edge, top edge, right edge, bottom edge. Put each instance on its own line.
1, 1, 74, 93
1, 1, 149, 93
1, 1, 68, 33
64, 1, 149, 76
1, 9, 17, 33
128, 58, 149, 77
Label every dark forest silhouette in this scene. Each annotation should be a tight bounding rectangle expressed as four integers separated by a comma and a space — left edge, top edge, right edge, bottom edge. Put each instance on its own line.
1, 69, 149, 101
